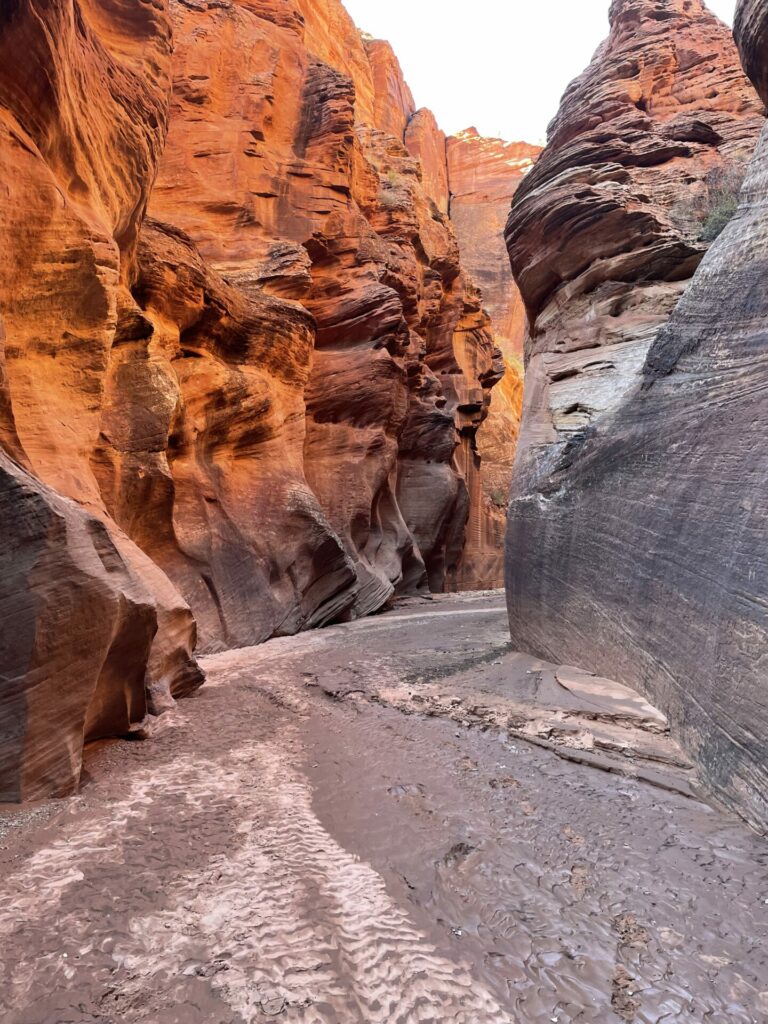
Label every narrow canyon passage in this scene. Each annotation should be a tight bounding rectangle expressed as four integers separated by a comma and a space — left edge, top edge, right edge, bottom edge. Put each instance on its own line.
2, 595, 766, 1024
3, 1, 768, 1021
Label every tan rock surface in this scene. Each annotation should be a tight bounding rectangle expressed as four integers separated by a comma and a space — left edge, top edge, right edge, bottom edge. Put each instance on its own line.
506, 0, 763, 476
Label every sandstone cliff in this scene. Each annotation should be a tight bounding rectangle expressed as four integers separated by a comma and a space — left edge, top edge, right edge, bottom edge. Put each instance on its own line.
0, 0, 507, 800
0, 0, 203, 801
448, 130, 540, 361
146, 0, 506, 617
447, 130, 541, 577
506, 0, 768, 831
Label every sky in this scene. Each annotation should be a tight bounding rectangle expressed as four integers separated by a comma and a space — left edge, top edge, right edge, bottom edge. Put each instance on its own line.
341, 0, 738, 144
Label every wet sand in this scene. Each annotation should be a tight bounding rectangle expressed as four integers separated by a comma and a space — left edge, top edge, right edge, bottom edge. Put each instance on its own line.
1, 593, 767, 1023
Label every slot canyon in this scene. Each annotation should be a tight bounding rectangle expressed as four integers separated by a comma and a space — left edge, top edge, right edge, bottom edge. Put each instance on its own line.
0, 1, 766, 1021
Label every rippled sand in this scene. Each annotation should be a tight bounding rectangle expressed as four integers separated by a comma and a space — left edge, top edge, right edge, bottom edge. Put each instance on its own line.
1, 594, 767, 1023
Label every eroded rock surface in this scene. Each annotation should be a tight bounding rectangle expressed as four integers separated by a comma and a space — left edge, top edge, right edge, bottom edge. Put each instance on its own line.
447, 130, 541, 567
0, 0, 509, 798
505, 0, 768, 831
448, 130, 540, 361
145, 0, 509, 614
0, 0, 204, 800
507, 0, 762, 468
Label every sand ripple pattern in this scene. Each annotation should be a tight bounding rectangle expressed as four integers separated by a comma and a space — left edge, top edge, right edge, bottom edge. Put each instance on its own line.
0, 720, 515, 1023
3, 595, 767, 1024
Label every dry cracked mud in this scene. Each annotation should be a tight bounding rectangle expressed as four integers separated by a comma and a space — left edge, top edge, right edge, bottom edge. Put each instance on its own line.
1, 593, 767, 1023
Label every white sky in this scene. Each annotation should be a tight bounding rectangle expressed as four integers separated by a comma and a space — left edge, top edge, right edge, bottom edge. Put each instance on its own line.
341, 0, 738, 144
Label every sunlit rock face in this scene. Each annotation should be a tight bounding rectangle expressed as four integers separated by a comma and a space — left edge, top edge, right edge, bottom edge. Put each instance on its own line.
0, 0, 204, 801
505, 0, 768, 831
0, 0, 506, 797
448, 130, 540, 361
148, 0, 505, 608
447, 130, 542, 575
406, 108, 451, 215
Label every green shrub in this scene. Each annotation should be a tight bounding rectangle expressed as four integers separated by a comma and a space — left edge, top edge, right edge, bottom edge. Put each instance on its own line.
699, 161, 746, 241
699, 192, 740, 242
673, 160, 746, 243
490, 488, 507, 509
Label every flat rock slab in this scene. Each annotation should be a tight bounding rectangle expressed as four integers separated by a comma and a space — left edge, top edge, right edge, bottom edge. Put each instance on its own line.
555, 667, 669, 729
359, 597, 696, 797
1, 594, 767, 1023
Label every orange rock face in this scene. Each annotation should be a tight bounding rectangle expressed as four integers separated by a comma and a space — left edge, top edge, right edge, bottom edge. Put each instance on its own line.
365, 39, 417, 141
446, 130, 541, 571
0, 0, 203, 801
406, 109, 450, 214
448, 130, 540, 359
0, 0, 506, 797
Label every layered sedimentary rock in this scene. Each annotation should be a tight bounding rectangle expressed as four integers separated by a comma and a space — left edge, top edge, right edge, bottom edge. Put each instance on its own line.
507, 0, 762, 463
97, 219, 357, 650
148, 0, 504, 607
506, 0, 768, 830
448, 130, 540, 359
447, 131, 541, 568
0, 0, 203, 800
0, 0, 504, 797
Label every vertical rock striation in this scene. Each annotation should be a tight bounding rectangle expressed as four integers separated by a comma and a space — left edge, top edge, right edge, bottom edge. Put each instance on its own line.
506, 0, 768, 831
448, 130, 540, 361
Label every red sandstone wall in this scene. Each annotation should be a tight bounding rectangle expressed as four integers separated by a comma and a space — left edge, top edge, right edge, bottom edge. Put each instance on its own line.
0, 0, 509, 798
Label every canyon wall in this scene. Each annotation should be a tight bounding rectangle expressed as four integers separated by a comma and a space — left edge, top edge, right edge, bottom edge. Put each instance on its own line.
447, 131, 541, 575
505, 0, 768, 831
448, 130, 539, 362
0, 0, 204, 802
0, 0, 507, 800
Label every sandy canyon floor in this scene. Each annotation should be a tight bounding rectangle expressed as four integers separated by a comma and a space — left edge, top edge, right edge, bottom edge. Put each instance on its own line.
1, 593, 767, 1024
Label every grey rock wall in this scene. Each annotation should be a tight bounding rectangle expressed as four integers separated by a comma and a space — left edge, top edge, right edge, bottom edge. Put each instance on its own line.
505, 0, 768, 832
